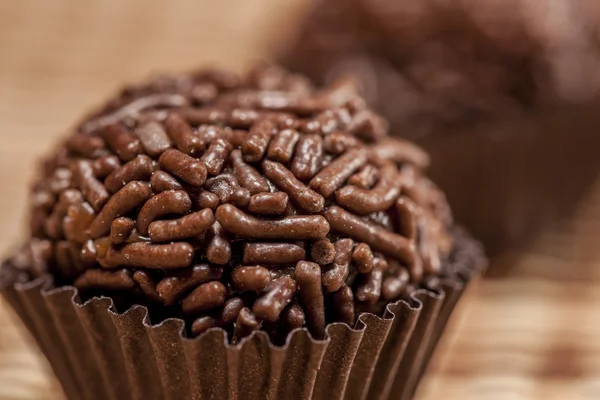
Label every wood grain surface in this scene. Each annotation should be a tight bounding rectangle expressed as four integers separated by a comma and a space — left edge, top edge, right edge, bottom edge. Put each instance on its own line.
0, 1, 599, 399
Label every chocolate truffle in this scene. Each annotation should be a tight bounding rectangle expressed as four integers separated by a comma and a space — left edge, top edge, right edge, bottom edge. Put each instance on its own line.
15, 65, 462, 342
281, 0, 600, 255
282, 0, 600, 134
1, 65, 486, 400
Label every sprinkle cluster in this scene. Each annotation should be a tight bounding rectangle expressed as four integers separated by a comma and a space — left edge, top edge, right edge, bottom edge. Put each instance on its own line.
20, 65, 453, 341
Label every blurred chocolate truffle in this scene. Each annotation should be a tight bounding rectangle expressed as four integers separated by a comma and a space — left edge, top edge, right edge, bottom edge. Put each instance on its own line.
281, 0, 600, 255
12, 65, 473, 341
283, 0, 600, 134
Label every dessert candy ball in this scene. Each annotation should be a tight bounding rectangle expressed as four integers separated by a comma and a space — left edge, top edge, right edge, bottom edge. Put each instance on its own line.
17, 65, 453, 342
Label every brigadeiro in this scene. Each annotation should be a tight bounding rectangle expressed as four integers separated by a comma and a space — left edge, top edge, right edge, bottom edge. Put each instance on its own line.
281, 0, 600, 256
0, 64, 485, 400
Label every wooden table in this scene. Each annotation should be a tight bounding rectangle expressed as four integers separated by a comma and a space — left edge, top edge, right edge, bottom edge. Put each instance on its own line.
1, 1, 600, 399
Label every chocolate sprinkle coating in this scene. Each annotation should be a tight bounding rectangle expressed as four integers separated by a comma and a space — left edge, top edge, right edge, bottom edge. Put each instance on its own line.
18, 64, 455, 341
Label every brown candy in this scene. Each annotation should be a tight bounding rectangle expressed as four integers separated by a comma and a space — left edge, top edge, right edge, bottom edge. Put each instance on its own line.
346, 110, 387, 142
88, 181, 153, 238
231, 266, 271, 292
66, 134, 106, 158
299, 109, 344, 134
280, 302, 305, 332
201, 138, 232, 176
216, 204, 329, 240
283, 201, 297, 217
94, 237, 111, 260
242, 118, 277, 162
205, 222, 231, 265
230, 149, 270, 195
253, 276, 297, 322
219, 129, 247, 148
262, 160, 324, 213
220, 297, 246, 325
105, 155, 156, 193
132, 270, 162, 302
194, 125, 220, 146
102, 242, 194, 270
295, 261, 325, 339
372, 256, 389, 273
158, 149, 207, 187
109, 217, 135, 245
72, 160, 110, 212
230, 188, 251, 208
232, 308, 262, 343
323, 131, 361, 155
248, 192, 289, 215
180, 107, 227, 126
226, 108, 261, 128
181, 281, 227, 315
382, 265, 410, 301
164, 113, 204, 155
136, 190, 192, 236
371, 138, 430, 169
100, 124, 142, 161
310, 148, 367, 198
324, 206, 415, 265
156, 264, 223, 305
396, 196, 418, 239
195, 190, 220, 210
150, 171, 183, 192
352, 243, 374, 274
48, 168, 73, 193
191, 297, 245, 336
267, 129, 299, 163
63, 202, 95, 244
348, 165, 379, 189
336, 163, 402, 215
190, 317, 220, 337
80, 240, 97, 267
93, 156, 121, 179
310, 239, 336, 265
134, 120, 172, 157
148, 208, 215, 242
290, 134, 323, 181
322, 239, 353, 293
242, 243, 305, 265
82, 94, 187, 133
356, 258, 385, 304
203, 174, 242, 205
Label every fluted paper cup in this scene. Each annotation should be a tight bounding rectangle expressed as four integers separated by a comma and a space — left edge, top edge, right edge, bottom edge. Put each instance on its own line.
0, 231, 484, 400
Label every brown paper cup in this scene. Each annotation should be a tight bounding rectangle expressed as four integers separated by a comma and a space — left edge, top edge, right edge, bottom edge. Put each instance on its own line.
0, 233, 484, 400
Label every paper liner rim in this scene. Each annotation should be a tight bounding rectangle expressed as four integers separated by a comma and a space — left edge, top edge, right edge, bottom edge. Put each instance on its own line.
0, 230, 485, 350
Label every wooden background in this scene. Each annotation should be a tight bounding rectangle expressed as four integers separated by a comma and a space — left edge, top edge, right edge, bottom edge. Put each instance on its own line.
1, 1, 600, 399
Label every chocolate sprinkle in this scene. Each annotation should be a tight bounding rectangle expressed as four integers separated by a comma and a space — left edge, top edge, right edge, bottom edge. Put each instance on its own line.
19, 65, 455, 341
